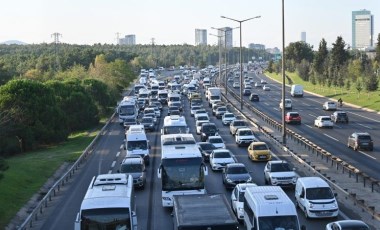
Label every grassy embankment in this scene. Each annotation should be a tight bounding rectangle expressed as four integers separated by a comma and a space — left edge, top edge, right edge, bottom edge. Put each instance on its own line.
0, 123, 104, 228
265, 72, 380, 112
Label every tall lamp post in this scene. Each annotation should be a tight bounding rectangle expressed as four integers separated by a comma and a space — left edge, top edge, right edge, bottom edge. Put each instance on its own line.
221, 15, 261, 110
281, 0, 286, 145
209, 33, 223, 83
211, 26, 239, 95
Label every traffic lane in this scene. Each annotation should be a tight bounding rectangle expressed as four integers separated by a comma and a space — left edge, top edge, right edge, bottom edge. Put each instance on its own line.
41, 117, 126, 230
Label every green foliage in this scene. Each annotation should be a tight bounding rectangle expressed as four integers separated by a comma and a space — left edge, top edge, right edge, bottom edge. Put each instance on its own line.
267, 60, 274, 73
296, 59, 311, 81
376, 33, 380, 63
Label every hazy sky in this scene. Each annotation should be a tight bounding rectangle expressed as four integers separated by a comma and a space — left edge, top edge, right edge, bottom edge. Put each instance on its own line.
1, 0, 379, 49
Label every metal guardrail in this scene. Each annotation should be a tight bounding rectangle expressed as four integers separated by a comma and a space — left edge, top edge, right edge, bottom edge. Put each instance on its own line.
18, 113, 116, 230
215, 77, 380, 221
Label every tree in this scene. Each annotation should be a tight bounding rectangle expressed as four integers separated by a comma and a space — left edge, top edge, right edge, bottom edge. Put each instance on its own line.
375, 33, 380, 63
297, 59, 311, 81
267, 60, 274, 73
355, 80, 363, 98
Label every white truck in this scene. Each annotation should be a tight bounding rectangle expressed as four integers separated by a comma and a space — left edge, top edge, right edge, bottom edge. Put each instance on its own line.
244, 186, 305, 230
207, 87, 222, 107
291, 84, 304, 97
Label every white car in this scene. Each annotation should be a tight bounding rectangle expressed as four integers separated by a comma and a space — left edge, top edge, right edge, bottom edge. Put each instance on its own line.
254, 82, 262, 88
314, 116, 334, 128
222, 112, 236, 125
264, 160, 298, 187
279, 99, 292, 110
233, 82, 240, 88
209, 149, 236, 171
195, 120, 209, 134
207, 136, 225, 149
190, 105, 202, 117
262, 85, 270, 91
235, 128, 256, 147
231, 183, 257, 220
325, 220, 370, 230
323, 101, 337, 111
195, 114, 209, 122
194, 109, 208, 119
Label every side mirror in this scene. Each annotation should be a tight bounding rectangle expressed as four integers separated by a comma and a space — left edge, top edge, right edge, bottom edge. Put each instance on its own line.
301, 225, 306, 230
117, 170, 120, 173
334, 193, 338, 197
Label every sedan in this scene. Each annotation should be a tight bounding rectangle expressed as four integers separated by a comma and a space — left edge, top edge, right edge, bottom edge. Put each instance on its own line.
190, 105, 202, 117
323, 101, 337, 111
207, 136, 226, 149
197, 142, 217, 162
140, 116, 155, 132
222, 163, 253, 189
233, 82, 240, 88
325, 220, 370, 230
243, 89, 251, 96
209, 149, 236, 171
262, 85, 270, 91
222, 112, 236, 126
314, 116, 334, 128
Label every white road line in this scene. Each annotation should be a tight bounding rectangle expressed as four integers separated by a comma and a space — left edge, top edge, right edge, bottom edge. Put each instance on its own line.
323, 134, 339, 142
308, 114, 316, 118
302, 102, 309, 106
108, 170, 112, 174
111, 161, 116, 168
359, 151, 376, 160
305, 124, 313, 129
273, 108, 279, 111
264, 102, 269, 106
334, 124, 342, 129
116, 151, 120, 157
120, 144, 124, 150
356, 123, 372, 129
348, 111, 380, 123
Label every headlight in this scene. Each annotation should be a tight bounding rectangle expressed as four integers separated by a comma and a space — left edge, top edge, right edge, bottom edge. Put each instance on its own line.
238, 207, 244, 212
247, 177, 252, 182
226, 178, 233, 183
309, 203, 314, 208
271, 177, 277, 181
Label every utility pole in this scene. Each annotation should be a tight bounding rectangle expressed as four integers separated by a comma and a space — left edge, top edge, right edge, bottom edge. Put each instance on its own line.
151, 38, 156, 68
115, 32, 121, 45
51, 32, 62, 73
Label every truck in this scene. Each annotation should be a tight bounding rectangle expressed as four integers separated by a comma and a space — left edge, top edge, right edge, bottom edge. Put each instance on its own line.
172, 194, 239, 230
206, 87, 222, 107
291, 84, 304, 97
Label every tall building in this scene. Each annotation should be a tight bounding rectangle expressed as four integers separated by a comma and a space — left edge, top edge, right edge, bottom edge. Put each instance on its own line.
119, 34, 136, 45
301, 32, 306, 42
218, 27, 233, 48
195, 29, 207, 45
248, 43, 265, 50
352, 9, 374, 49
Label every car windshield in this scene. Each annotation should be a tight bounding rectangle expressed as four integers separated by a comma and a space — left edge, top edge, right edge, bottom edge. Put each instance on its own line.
127, 140, 148, 151
209, 138, 223, 143
227, 166, 248, 174
240, 130, 253, 136
199, 144, 216, 150
141, 118, 153, 123
358, 135, 371, 141
203, 125, 216, 133
196, 110, 206, 114
218, 107, 227, 111
289, 113, 299, 117
197, 116, 208, 121
321, 117, 331, 121
224, 114, 234, 118
214, 151, 231, 158
252, 144, 268, 150
271, 163, 291, 172
120, 163, 143, 173
234, 121, 246, 126
306, 187, 334, 200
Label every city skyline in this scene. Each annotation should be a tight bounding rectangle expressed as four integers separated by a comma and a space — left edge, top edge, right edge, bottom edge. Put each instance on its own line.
1, 0, 379, 50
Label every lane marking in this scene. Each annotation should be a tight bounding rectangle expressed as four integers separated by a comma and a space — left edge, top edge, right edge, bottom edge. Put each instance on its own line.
347, 111, 380, 123
305, 124, 313, 129
116, 151, 120, 157
308, 114, 316, 118
111, 161, 116, 168
323, 134, 339, 142
302, 102, 309, 106
120, 144, 124, 149
108, 170, 112, 174
356, 122, 372, 130
273, 108, 279, 111
264, 102, 269, 106
359, 151, 376, 160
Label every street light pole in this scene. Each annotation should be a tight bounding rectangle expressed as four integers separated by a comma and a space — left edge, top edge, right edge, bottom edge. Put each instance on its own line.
221, 15, 261, 110
209, 33, 223, 84
281, 0, 286, 145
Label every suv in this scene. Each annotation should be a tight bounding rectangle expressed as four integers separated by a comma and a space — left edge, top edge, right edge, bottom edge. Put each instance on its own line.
285, 112, 301, 124
323, 101, 337, 111
331, 111, 349, 123
118, 156, 146, 188
215, 106, 228, 119
235, 128, 256, 147
200, 123, 219, 142
347, 132, 373, 151
279, 99, 292, 110
249, 93, 259, 102
230, 120, 248, 135
264, 160, 298, 187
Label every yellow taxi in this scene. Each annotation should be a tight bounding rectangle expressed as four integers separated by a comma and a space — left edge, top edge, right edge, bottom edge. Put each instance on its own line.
247, 142, 272, 161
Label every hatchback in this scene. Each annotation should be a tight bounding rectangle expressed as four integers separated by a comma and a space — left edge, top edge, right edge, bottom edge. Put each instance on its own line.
285, 112, 301, 124
347, 132, 373, 151
222, 163, 252, 189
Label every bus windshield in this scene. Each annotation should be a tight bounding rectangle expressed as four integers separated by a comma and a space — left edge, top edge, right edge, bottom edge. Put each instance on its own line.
161, 158, 204, 191
162, 126, 188, 135
119, 105, 135, 116
81, 208, 131, 230
127, 140, 148, 151
258, 215, 299, 230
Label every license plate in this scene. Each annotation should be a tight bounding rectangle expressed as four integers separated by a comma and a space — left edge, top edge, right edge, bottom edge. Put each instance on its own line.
259, 155, 267, 159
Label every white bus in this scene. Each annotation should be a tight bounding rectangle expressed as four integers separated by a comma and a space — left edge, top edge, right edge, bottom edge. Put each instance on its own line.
161, 115, 189, 135
118, 97, 138, 124
157, 134, 208, 207
74, 173, 138, 230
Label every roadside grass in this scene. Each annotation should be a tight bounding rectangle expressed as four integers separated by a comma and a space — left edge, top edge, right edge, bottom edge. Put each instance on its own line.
0, 130, 99, 228
266, 72, 380, 112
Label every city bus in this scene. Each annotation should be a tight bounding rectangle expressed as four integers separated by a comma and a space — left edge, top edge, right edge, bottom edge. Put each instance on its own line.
117, 97, 138, 124
157, 134, 208, 207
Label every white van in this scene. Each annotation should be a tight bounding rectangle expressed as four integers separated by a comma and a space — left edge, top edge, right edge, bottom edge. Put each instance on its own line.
124, 125, 150, 165
244, 186, 304, 230
291, 84, 304, 97
295, 177, 339, 218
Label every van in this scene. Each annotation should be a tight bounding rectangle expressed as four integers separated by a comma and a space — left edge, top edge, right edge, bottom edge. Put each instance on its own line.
244, 186, 304, 230
124, 125, 150, 165
291, 84, 303, 97
295, 177, 339, 218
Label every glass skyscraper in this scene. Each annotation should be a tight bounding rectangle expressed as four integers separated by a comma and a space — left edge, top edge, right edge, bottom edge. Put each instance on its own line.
352, 10, 374, 49
195, 29, 207, 46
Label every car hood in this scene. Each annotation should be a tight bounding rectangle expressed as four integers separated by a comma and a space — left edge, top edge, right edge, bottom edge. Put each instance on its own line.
213, 158, 235, 164
226, 173, 251, 181
269, 171, 296, 178
126, 172, 144, 179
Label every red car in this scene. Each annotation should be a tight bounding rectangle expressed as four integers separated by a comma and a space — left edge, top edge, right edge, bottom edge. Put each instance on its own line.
285, 112, 301, 124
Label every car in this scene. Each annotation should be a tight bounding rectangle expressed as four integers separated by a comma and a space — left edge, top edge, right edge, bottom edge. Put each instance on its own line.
254, 82, 262, 88
247, 141, 272, 161
209, 149, 236, 171
170, 110, 181, 116
233, 82, 240, 88
262, 85, 270, 91
118, 156, 146, 188
331, 111, 349, 123
285, 112, 301, 124
243, 89, 251, 96
194, 109, 208, 118
195, 120, 209, 135
347, 132, 373, 151
230, 120, 248, 135
222, 163, 253, 189
197, 142, 217, 162
200, 122, 219, 142
207, 135, 226, 149
171, 101, 183, 111
195, 114, 209, 122
215, 106, 228, 119
168, 106, 180, 116
230, 183, 257, 220
314, 116, 333, 128
260, 79, 267, 84
263, 160, 298, 187
228, 77, 234, 82
244, 85, 252, 90
123, 117, 137, 129
323, 101, 337, 111
150, 101, 162, 111
190, 105, 202, 117
211, 101, 224, 112
249, 93, 260, 102
235, 128, 256, 147
279, 99, 292, 110
325, 220, 370, 230
147, 105, 160, 117
222, 112, 236, 125
140, 116, 155, 131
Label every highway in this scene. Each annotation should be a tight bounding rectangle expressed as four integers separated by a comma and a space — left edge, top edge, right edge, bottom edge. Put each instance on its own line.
38, 74, 364, 230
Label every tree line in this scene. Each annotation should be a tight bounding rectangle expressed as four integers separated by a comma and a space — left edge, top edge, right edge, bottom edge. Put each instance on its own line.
267, 34, 380, 95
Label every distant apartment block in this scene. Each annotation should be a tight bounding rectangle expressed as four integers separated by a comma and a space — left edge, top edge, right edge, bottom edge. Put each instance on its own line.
249, 43, 265, 50
195, 29, 207, 45
217, 27, 233, 48
119, 34, 136, 45
352, 9, 374, 49
301, 32, 306, 42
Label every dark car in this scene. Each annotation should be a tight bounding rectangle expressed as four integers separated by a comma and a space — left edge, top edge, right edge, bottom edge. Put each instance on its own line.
347, 132, 373, 151
140, 116, 155, 132
331, 111, 349, 123
243, 89, 251, 96
222, 163, 252, 189
200, 123, 219, 142
118, 156, 146, 188
285, 112, 301, 124
197, 142, 217, 162
249, 93, 259, 102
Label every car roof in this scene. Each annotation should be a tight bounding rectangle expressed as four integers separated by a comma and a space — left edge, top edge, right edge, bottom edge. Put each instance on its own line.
208, 136, 222, 140
353, 132, 371, 136
226, 163, 245, 168
334, 220, 369, 228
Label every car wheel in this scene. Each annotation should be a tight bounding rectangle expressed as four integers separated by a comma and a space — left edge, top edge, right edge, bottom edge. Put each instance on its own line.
264, 176, 268, 185
295, 199, 299, 209
347, 142, 351, 148
354, 145, 358, 151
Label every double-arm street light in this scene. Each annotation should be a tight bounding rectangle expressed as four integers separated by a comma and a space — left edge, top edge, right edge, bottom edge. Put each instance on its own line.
221, 15, 261, 110
211, 26, 239, 95
209, 33, 224, 82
